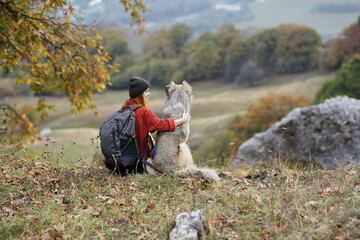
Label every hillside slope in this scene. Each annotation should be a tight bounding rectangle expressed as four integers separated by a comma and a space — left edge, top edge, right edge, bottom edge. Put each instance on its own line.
19, 72, 332, 162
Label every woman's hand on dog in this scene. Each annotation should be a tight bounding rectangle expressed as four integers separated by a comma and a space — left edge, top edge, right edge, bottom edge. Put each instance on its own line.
175, 110, 189, 126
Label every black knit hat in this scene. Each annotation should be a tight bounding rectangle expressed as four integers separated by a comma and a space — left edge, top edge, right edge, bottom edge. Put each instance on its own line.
129, 76, 150, 98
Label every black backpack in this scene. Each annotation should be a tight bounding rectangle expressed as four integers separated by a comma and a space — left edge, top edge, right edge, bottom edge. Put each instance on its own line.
99, 105, 144, 175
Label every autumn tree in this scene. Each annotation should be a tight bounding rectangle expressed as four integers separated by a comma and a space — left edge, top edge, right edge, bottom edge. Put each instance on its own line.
188, 41, 221, 80
224, 36, 249, 82
142, 27, 177, 60
275, 24, 321, 74
325, 19, 360, 70
217, 24, 238, 48
251, 28, 278, 74
101, 27, 130, 63
0, 0, 148, 144
325, 37, 346, 70
168, 23, 193, 55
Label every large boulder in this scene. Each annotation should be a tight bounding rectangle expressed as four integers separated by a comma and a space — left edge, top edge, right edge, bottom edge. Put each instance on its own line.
231, 96, 360, 169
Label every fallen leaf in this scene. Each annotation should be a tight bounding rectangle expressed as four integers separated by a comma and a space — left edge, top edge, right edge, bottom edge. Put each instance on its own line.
106, 188, 117, 198
304, 215, 319, 223
243, 178, 252, 186
109, 228, 120, 232
40, 232, 52, 240
315, 224, 329, 234
333, 233, 348, 240
63, 234, 72, 239
277, 221, 289, 232
95, 230, 106, 240
55, 223, 65, 232
115, 198, 130, 205
98, 194, 110, 202
92, 209, 103, 217
324, 187, 332, 195
304, 201, 319, 207
252, 194, 262, 205
157, 172, 166, 179
131, 228, 142, 234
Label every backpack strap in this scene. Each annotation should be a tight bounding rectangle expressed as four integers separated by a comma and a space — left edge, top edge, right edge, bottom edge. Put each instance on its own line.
144, 159, 164, 174
139, 134, 164, 175
121, 105, 143, 112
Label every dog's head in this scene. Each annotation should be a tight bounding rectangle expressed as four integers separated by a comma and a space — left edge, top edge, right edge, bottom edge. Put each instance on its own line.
165, 81, 193, 98
163, 81, 193, 117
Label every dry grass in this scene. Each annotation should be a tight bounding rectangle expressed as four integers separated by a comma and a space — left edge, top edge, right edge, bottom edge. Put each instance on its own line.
1, 150, 359, 239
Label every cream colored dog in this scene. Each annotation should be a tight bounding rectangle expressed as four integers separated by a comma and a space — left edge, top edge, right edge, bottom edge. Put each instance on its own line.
147, 81, 220, 181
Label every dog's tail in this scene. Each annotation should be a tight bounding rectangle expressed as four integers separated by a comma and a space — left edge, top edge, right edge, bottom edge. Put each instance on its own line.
178, 165, 221, 181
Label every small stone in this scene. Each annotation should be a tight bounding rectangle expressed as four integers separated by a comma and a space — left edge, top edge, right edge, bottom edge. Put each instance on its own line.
169, 210, 205, 240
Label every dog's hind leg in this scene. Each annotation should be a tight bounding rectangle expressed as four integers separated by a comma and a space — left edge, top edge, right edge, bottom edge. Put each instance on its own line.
145, 158, 158, 176
178, 143, 194, 168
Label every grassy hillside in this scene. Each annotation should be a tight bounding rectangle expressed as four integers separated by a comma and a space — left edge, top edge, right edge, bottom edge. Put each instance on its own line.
2, 71, 332, 164
1, 150, 359, 239
2, 72, 360, 239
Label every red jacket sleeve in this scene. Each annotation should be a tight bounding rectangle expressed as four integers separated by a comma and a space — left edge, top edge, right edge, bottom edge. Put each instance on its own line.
137, 107, 176, 132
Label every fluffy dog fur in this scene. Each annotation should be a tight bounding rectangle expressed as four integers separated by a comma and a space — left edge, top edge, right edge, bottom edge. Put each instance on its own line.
147, 81, 220, 181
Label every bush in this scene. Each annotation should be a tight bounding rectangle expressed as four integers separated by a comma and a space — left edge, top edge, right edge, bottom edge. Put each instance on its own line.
234, 60, 263, 86
230, 93, 309, 143
194, 93, 309, 166
314, 54, 360, 103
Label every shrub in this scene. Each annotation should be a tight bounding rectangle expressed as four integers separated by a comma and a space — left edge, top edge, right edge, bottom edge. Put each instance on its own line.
314, 54, 360, 103
194, 93, 309, 166
235, 60, 263, 86
230, 93, 309, 143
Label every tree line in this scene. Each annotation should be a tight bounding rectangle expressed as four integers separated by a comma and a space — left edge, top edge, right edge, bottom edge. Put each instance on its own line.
102, 17, 360, 89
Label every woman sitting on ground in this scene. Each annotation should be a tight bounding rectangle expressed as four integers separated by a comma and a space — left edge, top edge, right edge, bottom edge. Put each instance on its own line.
122, 76, 189, 168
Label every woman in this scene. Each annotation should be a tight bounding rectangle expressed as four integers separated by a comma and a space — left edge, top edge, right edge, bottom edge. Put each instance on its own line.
122, 76, 189, 160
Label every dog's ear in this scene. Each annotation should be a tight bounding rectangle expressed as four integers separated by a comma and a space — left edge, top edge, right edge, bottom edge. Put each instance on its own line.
182, 81, 192, 96
165, 81, 177, 97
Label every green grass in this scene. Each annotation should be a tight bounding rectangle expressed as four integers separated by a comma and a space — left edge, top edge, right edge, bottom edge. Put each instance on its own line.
1, 150, 359, 239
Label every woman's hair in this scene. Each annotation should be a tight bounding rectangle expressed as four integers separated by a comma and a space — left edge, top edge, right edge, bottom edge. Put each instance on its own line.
122, 92, 148, 108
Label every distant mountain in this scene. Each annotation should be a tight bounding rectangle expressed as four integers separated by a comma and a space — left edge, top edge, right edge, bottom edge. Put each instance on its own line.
70, 0, 359, 37
71, 0, 255, 33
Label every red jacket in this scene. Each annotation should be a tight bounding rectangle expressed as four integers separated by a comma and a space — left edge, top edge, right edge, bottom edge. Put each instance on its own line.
124, 100, 176, 158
